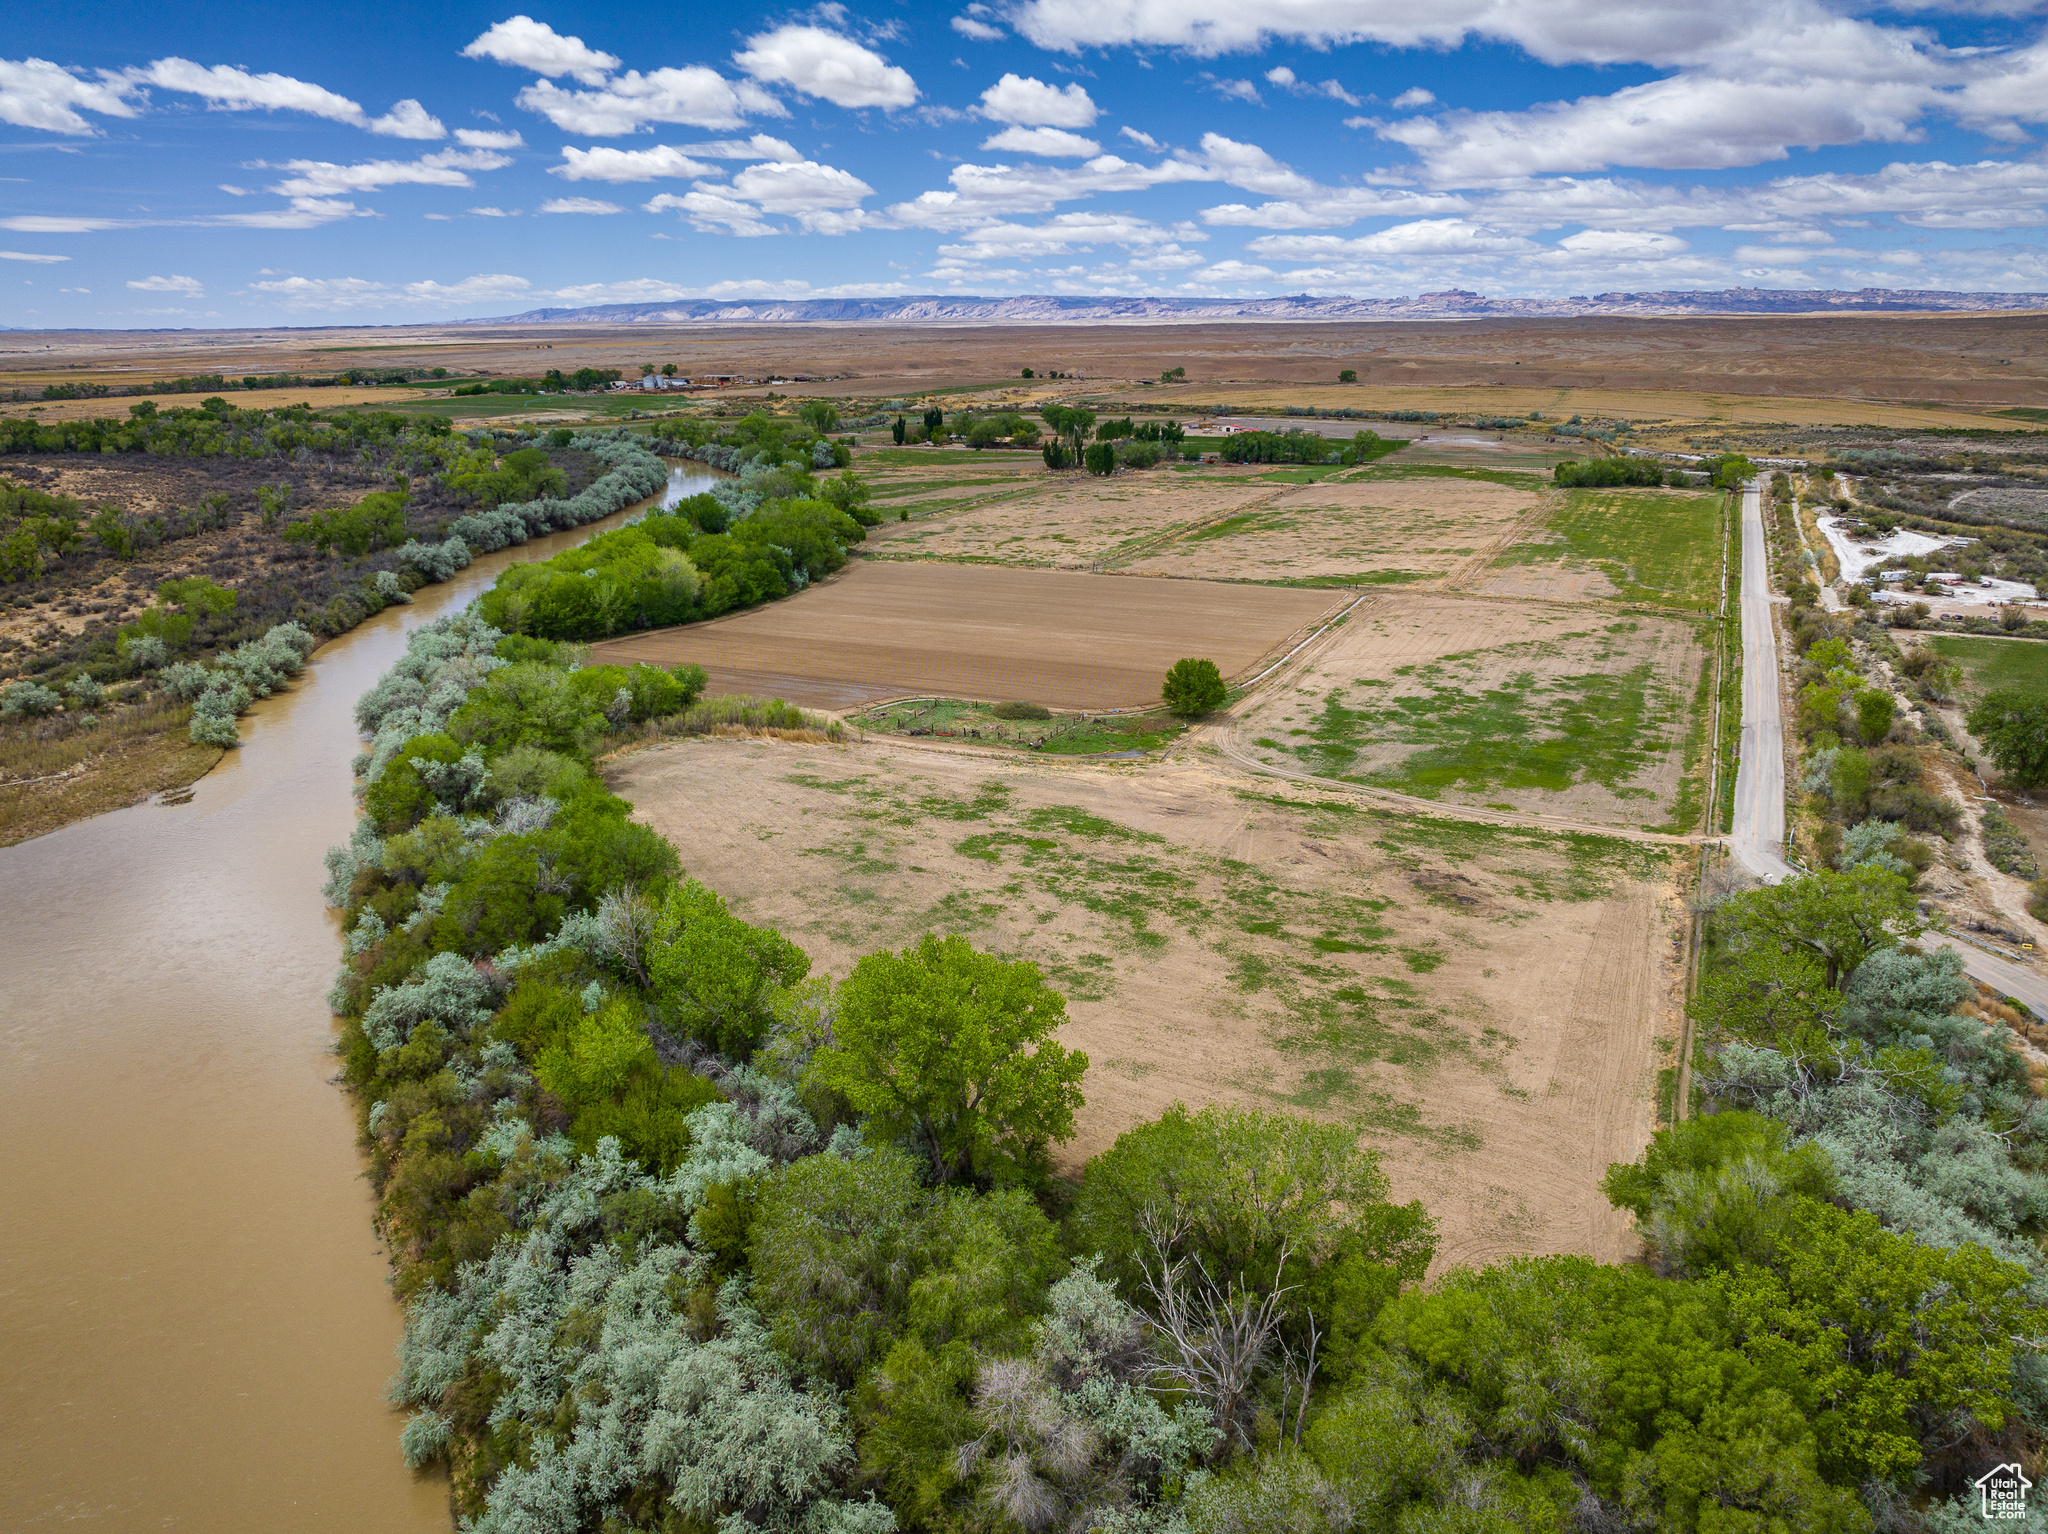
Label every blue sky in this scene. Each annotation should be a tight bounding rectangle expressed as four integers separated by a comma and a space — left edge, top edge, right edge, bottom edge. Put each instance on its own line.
3, 1, 2046, 326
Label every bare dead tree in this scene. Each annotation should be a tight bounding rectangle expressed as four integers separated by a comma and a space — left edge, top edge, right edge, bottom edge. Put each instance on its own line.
594, 886, 657, 987
1139, 1225, 1298, 1456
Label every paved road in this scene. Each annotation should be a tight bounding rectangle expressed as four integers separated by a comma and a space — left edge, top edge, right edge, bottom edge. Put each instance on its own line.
1724, 480, 2048, 1015
1729, 480, 1795, 881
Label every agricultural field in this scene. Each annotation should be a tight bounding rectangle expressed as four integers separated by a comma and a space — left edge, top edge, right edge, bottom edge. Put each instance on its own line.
610, 735, 1685, 1271
1923, 632, 2048, 701
1225, 594, 1711, 832
585, 559, 1345, 711
1478, 485, 1726, 608
867, 471, 1284, 569
1117, 467, 1547, 586
860, 458, 1556, 587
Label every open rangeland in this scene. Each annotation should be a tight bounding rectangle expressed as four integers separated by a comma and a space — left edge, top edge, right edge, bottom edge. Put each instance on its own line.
1223, 593, 1710, 832
609, 734, 1686, 1271
586, 559, 1346, 710
10, 312, 2044, 416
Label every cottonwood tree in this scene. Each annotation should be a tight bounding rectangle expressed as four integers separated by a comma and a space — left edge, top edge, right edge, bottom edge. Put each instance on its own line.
1716, 867, 1922, 989
1162, 657, 1226, 716
1968, 690, 2048, 791
815, 933, 1086, 1185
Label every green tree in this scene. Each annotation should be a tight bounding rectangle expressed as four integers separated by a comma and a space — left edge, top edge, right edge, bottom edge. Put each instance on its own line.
1071, 1103, 1435, 1369
1717, 867, 1922, 989
1967, 689, 2048, 790
800, 399, 841, 433
816, 933, 1087, 1185
649, 877, 811, 1055
1603, 1111, 1837, 1276
1716, 1199, 2032, 1484
892, 415, 907, 445
1337, 369, 1357, 383
1040, 404, 1096, 464
1083, 441, 1116, 475
1162, 656, 1227, 716
1855, 689, 1896, 745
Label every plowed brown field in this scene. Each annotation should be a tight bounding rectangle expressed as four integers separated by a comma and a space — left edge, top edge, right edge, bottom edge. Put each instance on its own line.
587, 560, 1345, 710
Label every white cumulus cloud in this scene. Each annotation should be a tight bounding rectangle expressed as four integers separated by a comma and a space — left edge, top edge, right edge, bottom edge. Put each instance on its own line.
552, 145, 718, 182
455, 128, 525, 149
978, 73, 1097, 127
368, 99, 446, 139
981, 126, 1101, 157
1555, 228, 1689, 258
462, 17, 620, 86
517, 68, 784, 135
734, 25, 917, 110
0, 57, 140, 134
539, 196, 625, 214
2, 249, 69, 261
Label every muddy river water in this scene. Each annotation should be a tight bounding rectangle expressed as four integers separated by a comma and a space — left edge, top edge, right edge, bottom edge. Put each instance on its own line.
0, 467, 720, 1530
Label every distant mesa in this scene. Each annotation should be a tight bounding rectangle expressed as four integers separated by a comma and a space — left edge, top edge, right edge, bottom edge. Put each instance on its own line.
463, 288, 2048, 327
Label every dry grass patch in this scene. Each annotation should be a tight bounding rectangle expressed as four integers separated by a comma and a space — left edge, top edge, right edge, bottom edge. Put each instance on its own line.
1232, 594, 1710, 831
611, 736, 1683, 1269
0, 697, 222, 845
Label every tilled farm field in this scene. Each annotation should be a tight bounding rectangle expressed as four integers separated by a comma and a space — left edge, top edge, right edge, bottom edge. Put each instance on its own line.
610, 735, 1685, 1271
1227, 593, 1711, 832
587, 559, 1345, 710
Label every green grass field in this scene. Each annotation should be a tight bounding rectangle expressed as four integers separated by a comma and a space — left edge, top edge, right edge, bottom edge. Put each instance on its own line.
852, 698, 1186, 755
1272, 653, 1681, 806
1529, 488, 1725, 607
1925, 633, 2048, 700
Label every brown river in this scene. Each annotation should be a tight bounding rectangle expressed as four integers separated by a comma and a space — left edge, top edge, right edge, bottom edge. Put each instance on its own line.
0, 467, 721, 1531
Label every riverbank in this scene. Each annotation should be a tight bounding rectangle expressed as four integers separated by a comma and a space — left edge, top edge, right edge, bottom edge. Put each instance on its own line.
0, 453, 711, 847
0, 470, 719, 1531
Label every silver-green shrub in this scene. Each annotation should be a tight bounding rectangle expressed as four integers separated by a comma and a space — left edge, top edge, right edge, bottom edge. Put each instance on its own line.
3, 680, 63, 718
66, 674, 106, 709
359, 950, 500, 1050
119, 632, 167, 669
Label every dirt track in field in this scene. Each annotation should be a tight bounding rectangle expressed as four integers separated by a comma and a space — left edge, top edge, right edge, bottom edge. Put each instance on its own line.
587, 560, 1346, 710
610, 735, 1683, 1270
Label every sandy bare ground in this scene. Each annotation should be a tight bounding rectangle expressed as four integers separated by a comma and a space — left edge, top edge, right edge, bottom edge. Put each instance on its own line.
1120, 476, 1547, 585
611, 735, 1682, 1269
587, 559, 1345, 710
1225, 593, 1708, 830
